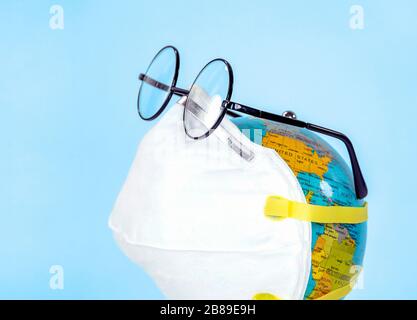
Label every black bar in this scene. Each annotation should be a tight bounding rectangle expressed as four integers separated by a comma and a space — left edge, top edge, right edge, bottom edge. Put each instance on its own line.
0, 300, 411, 318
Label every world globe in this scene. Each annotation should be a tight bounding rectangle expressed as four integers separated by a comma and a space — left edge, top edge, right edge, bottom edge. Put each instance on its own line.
231, 115, 367, 299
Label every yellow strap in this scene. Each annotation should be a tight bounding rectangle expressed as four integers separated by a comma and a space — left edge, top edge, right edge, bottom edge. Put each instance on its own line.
315, 283, 353, 300
264, 196, 368, 224
315, 270, 361, 300
252, 283, 353, 300
252, 269, 361, 301
252, 284, 351, 300
252, 293, 282, 300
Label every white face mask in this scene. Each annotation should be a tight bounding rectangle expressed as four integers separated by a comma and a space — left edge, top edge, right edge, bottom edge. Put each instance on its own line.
109, 94, 312, 299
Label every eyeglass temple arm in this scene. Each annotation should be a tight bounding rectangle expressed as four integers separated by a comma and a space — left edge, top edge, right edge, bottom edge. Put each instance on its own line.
138, 73, 240, 118
225, 101, 368, 199
306, 123, 368, 199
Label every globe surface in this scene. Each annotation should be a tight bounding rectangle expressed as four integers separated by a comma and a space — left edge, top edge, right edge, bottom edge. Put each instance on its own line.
231, 116, 367, 299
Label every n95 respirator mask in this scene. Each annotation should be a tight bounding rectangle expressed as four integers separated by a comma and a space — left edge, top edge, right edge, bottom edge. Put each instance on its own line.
109, 95, 312, 300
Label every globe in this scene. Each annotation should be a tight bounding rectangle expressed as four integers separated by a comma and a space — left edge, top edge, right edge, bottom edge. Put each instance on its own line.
231, 115, 367, 300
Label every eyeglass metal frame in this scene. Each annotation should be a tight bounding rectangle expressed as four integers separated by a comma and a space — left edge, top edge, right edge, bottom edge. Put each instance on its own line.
137, 45, 368, 200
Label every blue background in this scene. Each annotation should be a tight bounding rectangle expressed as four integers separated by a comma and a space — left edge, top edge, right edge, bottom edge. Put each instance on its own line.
1, 0, 416, 299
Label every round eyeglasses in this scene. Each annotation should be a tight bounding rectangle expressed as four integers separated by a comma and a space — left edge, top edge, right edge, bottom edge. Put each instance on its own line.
137, 46, 368, 199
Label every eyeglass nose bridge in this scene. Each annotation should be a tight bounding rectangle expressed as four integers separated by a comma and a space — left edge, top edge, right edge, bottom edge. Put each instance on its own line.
171, 86, 189, 96
139, 72, 189, 96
